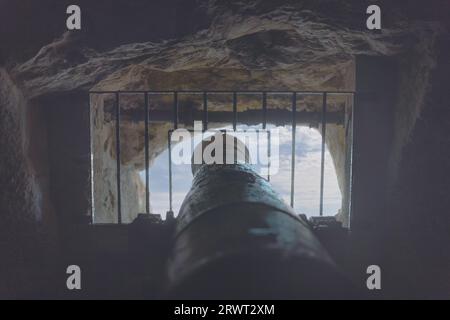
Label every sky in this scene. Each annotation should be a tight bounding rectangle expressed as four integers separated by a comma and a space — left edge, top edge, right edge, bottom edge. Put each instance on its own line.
141, 125, 341, 219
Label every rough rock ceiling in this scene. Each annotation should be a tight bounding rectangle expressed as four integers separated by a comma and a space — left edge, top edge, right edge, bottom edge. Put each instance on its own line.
11, 0, 432, 99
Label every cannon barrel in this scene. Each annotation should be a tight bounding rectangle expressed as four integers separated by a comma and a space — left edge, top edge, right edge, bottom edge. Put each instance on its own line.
166, 133, 351, 299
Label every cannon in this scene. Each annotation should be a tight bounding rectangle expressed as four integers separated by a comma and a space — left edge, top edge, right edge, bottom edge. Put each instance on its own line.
165, 132, 352, 299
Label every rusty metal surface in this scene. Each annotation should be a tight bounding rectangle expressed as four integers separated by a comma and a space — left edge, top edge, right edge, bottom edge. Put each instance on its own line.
168, 203, 336, 288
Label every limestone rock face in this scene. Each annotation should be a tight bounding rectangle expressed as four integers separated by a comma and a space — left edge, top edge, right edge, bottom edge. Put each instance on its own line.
8, 0, 442, 222
13, 0, 422, 97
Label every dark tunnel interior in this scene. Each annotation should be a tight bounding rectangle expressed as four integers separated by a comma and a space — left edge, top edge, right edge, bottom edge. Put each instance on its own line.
1, 0, 450, 300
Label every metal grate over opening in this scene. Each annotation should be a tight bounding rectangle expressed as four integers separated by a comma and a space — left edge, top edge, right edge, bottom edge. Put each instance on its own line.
88, 90, 355, 224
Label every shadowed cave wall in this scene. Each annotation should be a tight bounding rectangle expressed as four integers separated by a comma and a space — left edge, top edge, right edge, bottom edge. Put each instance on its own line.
1, 0, 449, 298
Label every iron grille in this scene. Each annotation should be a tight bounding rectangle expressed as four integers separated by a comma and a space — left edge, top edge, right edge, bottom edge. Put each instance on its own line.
89, 90, 355, 224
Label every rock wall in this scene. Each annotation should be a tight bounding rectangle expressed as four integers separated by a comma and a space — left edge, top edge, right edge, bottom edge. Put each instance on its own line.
388, 23, 443, 185
383, 32, 450, 298
91, 94, 148, 223
0, 68, 57, 298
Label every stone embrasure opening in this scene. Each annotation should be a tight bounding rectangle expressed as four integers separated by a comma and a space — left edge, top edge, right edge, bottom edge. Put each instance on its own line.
90, 92, 352, 224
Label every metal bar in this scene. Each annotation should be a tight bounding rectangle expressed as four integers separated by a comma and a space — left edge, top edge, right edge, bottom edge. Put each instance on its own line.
203, 92, 208, 131
319, 93, 327, 216
233, 92, 237, 131
345, 95, 354, 137
262, 92, 268, 180
90, 90, 356, 95
290, 92, 297, 208
169, 128, 270, 134
88, 94, 95, 224
170, 92, 178, 213
115, 92, 122, 224
168, 130, 173, 212
262, 92, 267, 129
114, 109, 345, 126
144, 92, 150, 214
347, 93, 355, 228
173, 91, 179, 129
267, 130, 271, 181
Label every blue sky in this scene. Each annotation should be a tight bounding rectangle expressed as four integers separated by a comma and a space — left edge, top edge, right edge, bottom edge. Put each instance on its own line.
142, 125, 341, 219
